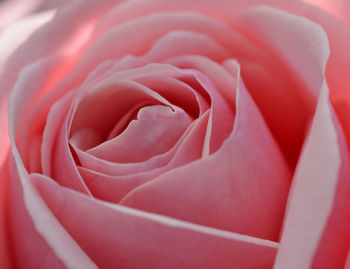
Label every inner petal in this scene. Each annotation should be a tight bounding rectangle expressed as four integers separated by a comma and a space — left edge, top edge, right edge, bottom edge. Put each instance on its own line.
86, 105, 192, 163
69, 79, 176, 149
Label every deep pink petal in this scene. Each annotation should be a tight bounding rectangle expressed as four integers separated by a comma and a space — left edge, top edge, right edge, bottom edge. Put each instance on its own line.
274, 84, 350, 269
232, 5, 329, 165
0, 157, 12, 268
302, 0, 350, 26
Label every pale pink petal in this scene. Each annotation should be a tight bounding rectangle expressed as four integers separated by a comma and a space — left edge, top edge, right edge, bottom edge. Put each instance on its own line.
287, 2, 350, 114
70, 79, 183, 150
166, 56, 239, 153
96, 0, 350, 107
0, 0, 114, 142
274, 84, 350, 268
74, 109, 208, 175
0, 0, 43, 30
183, 68, 234, 155
6, 51, 97, 267
4, 159, 97, 269
79, 11, 262, 78
8, 55, 71, 172
0, 0, 102, 93
32, 173, 278, 269
87, 105, 192, 163
95, 0, 293, 45
134, 75, 209, 118
0, 0, 71, 31
120, 66, 291, 241
79, 111, 210, 203
139, 30, 230, 64
43, 93, 91, 194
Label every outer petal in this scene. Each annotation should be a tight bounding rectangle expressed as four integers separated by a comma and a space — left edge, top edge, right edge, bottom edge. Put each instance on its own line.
5, 19, 100, 265
232, 5, 329, 165
0, 0, 118, 167
274, 84, 350, 268
32, 173, 279, 269
0, 10, 55, 169
4, 156, 96, 269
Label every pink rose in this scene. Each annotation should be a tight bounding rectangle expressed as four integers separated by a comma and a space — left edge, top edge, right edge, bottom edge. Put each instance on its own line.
1, 0, 350, 268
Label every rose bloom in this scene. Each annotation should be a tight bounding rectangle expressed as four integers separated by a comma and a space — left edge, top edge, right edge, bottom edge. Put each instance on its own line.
1, 0, 350, 268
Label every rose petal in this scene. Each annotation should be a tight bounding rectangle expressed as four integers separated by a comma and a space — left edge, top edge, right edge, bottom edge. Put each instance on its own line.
134, 75, 209, 118
32, 173, 279, 269
87, 105, 192, 163
41, 90, 91, 194
8, 55, 71, 172
0, 10, 55, 169
232, 5, 330, 165
3, 156, 96, 268
274, 84, 350, 268
79, 11, 263, 77
6, 54, 98, 266
166, 56, 238, 154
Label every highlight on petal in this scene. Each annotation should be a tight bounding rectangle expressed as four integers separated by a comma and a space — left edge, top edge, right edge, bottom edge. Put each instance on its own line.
0, 0, 43, 31
274, 83, 350, 269
6, 37, 98, 268
0, 10, 55, 168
